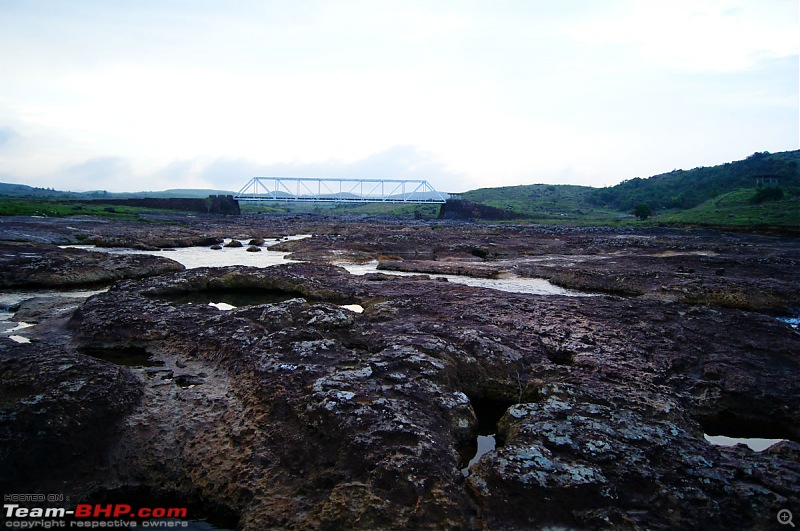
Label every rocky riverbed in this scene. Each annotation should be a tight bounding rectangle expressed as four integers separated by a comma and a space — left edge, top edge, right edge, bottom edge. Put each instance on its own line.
1, 213, 798, 529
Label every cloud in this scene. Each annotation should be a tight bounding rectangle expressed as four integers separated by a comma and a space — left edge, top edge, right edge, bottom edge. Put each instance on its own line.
38, 145, 468, 194
0, 2, 795, 194
196, 146, 468, 194
57, 157, 132, 191
568, 0, 798, 72
0, 126, 19, 149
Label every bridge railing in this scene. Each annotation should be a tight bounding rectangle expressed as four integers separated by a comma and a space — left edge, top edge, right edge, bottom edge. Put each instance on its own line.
234, 177, 447, 204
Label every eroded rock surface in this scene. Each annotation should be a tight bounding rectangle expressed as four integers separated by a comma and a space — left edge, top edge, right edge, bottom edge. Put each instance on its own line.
0, 241, 184, 288
3, 263, 788, 529
0, 341, 142, 491
2, 215, 799, 529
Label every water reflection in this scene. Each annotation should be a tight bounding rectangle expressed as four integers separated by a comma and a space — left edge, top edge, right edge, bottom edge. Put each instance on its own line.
67, 235, 311, 270
704, 434, 784, 452
64, 238, 587, 296
341, 261, 588, 296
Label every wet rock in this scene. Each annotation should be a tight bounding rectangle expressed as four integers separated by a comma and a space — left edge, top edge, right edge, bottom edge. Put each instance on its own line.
224, 239, 243, 248
53, 264, 800, 529
245, 245, 261, 252
12, 296, 85, 323
378, 259, 502, 278
2, 216, 799, 529
0, 241, 184, 288
248, 238, 265, 246
0, 341, 142, 492
471, 384, 800, 530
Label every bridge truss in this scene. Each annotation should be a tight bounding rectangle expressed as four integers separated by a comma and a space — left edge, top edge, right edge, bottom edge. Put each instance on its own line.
234, 177, 447, 204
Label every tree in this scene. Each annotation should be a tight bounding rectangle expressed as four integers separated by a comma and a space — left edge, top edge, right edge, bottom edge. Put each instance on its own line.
633, 203, 653, 220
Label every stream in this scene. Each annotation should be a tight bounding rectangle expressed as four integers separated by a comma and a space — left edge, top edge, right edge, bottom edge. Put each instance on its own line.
2, 238, 788, 453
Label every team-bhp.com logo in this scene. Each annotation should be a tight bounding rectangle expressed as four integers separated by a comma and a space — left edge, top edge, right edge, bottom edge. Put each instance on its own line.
4, 501, 191, 528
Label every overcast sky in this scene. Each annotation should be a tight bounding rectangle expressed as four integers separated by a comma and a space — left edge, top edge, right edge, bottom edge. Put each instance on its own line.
0, 0, 797, 193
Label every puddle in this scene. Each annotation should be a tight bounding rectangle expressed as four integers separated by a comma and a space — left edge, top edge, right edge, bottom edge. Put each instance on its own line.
156, 289, 299, 308
777, 316, 800, 329
154, 288, 362, 315
341, 261, 589, 296
61, 237, 593, 297
5, 321, 34, 332
0, 289, 106, 316
209, 302, 237, 311
652, 250, 718, 258
460, 397, 513, 477
64, 235, 311, 270
1, 321, 34, 344
704, 434, 785, 452
462, 434, 496, 477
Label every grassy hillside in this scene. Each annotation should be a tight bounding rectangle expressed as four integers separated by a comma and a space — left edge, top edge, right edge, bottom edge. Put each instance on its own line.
459, 184, 625, 224
590, 150, 800, 211
455, 151, 800, 228
654, 187, 800, 228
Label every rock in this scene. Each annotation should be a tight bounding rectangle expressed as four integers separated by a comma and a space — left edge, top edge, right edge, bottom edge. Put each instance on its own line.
246, 245, 261, 252
2, 215, 799, 529
210, 244, 223, 250
378, 259, 502, 278
248, 238, 265, 246
0, 241, 184, 288
0, 341, 142, 492
56, 263, 800, 529
12, 296, 85, 323
224, 239, 244, 248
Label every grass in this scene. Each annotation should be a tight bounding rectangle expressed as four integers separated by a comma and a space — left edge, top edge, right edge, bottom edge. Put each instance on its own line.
4, 187, 797, 232
653, 188, 800, 228
0, 198, 169, 220
460, 184, 628, 225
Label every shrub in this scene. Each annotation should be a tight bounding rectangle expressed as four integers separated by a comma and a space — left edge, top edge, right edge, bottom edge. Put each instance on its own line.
750, 187, 784, 204
633, 203, 653, 220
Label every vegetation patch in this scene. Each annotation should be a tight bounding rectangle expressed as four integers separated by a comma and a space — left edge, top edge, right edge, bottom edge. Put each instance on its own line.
654, 188, 800, 228
0, 198, 163, 220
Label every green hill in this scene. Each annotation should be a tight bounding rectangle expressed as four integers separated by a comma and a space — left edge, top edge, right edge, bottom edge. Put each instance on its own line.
459, 184, 623, 224
655, 187, 800, 228
589, 150, 800, 211
451, 150, 800, 229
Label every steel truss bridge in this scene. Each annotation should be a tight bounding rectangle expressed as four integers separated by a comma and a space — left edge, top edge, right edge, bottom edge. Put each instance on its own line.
234, 177, 447, 204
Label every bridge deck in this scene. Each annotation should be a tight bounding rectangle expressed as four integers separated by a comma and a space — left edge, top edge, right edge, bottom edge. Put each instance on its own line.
234, 177, 447, 204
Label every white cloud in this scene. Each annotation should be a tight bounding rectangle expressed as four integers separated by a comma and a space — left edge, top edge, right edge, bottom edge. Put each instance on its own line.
568, 0, 798, 72
0, 126, 19, 149
0, 1, 796, 193
34, 145, 465, 194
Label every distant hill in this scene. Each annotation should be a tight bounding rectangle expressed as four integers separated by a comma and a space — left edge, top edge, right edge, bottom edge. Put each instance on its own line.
0, 182, 82, 198
589, 150, 800, 211
0, 185, 236, 199
2, 149, 798, 229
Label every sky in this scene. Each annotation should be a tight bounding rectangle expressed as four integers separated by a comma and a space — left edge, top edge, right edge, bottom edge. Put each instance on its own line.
0, 0, 797, 194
